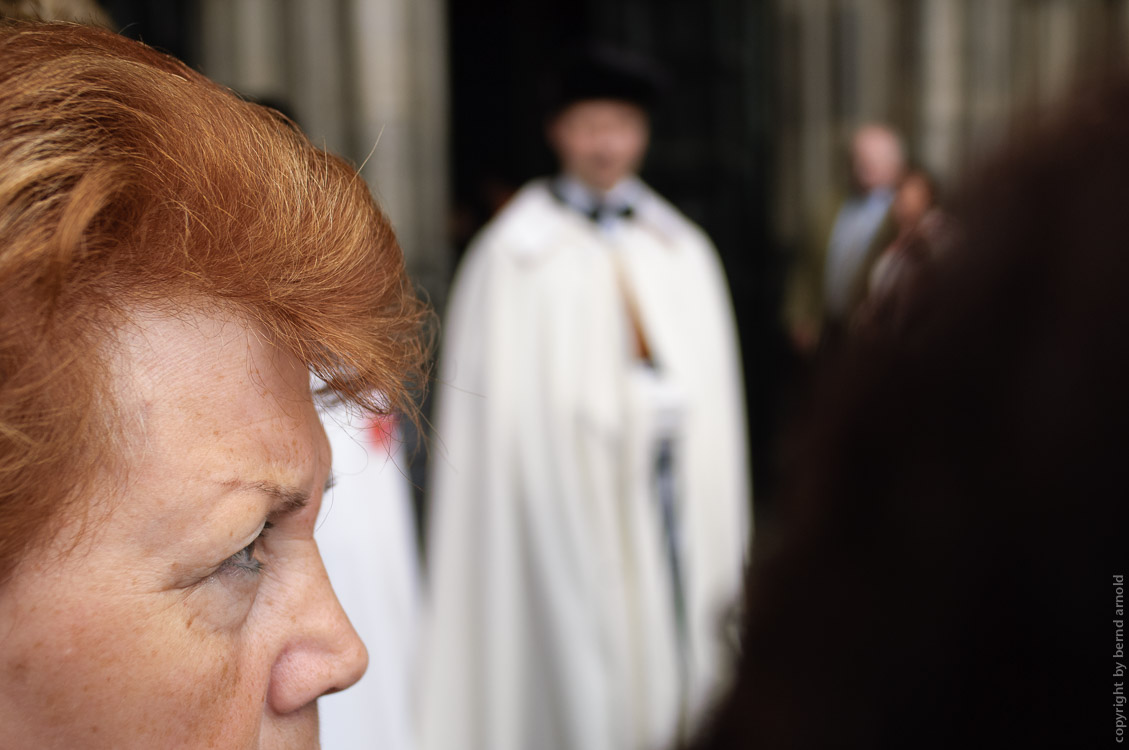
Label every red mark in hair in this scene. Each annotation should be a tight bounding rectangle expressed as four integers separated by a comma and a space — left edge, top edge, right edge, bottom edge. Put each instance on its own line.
367, 414, 398, 451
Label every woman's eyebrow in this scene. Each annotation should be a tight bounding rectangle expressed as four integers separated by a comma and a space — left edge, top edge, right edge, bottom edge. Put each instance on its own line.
221, 479, 310, 514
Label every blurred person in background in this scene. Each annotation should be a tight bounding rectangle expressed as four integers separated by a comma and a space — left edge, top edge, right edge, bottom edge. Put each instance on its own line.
422, 44, 750, 750
0, 21, 427, 748
854, 167, 949, 335
786, 123, 905, 353
687, 76, 1129, 750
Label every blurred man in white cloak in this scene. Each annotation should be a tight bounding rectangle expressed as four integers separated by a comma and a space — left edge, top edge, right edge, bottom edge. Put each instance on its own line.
421, 45, 751, 750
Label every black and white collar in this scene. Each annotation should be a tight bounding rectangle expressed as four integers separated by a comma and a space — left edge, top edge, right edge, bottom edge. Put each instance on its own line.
550, 174, 644, 227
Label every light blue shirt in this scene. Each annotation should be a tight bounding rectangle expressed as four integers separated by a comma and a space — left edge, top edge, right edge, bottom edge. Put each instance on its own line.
823, 188, 894, 319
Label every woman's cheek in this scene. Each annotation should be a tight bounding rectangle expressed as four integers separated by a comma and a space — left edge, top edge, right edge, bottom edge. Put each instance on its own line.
125, 605, 267, 749
4, 591, 264, 749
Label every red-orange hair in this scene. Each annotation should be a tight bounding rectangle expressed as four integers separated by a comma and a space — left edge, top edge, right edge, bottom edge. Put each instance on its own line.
0, 22, 429, 581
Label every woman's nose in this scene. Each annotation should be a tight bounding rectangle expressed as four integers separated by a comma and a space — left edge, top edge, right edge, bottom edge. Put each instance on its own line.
266, 546, 368, 716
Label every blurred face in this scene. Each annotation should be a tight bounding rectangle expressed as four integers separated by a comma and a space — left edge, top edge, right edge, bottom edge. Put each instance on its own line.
892, 173, 934, 230
851, 126, 904, 193
0, 309, 366, 749
548, 99, 650, 192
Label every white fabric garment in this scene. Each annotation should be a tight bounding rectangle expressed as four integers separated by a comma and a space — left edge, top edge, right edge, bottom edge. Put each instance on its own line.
420, 178, 751, 750
315, 395, 420, 750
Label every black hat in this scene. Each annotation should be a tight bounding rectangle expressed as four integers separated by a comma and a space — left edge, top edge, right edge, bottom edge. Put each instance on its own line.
542, 43, 667, 117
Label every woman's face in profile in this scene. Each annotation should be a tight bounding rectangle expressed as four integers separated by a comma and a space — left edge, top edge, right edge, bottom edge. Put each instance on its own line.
0, 309, 367, 749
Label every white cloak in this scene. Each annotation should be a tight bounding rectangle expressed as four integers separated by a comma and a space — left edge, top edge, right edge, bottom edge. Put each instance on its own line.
420, 179, 751, 750
315, 398, 420, 750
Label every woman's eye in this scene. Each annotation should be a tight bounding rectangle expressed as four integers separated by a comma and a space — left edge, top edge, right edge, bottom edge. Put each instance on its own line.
218, 522, 272, 577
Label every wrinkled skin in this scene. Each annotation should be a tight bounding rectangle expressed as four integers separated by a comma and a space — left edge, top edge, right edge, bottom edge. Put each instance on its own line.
0, 309, 367, 749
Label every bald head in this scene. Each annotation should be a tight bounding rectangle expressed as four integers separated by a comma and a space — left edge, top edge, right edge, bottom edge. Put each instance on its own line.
851, 124, 905, 193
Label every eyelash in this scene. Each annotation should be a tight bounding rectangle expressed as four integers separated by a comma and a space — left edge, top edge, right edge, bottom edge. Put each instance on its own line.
220, 522, 273, 577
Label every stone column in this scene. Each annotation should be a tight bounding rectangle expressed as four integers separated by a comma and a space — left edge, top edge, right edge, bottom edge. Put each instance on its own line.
964, 0, 1013, 166
796, 0, 835, 231
282, 0, 349, 153
197, 0, 284, 102
196, 0, 451, 305
849, 0, 894, 124
234, 0, 286, 99
348, 0, 452, 308
918, 0, 963, 181
1036, 0, 1078, 105
770, 0, 801, 246
196, 0, 236, 87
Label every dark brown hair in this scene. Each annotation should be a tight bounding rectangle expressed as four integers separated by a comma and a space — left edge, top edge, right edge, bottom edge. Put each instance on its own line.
691, 77, 1129, 748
